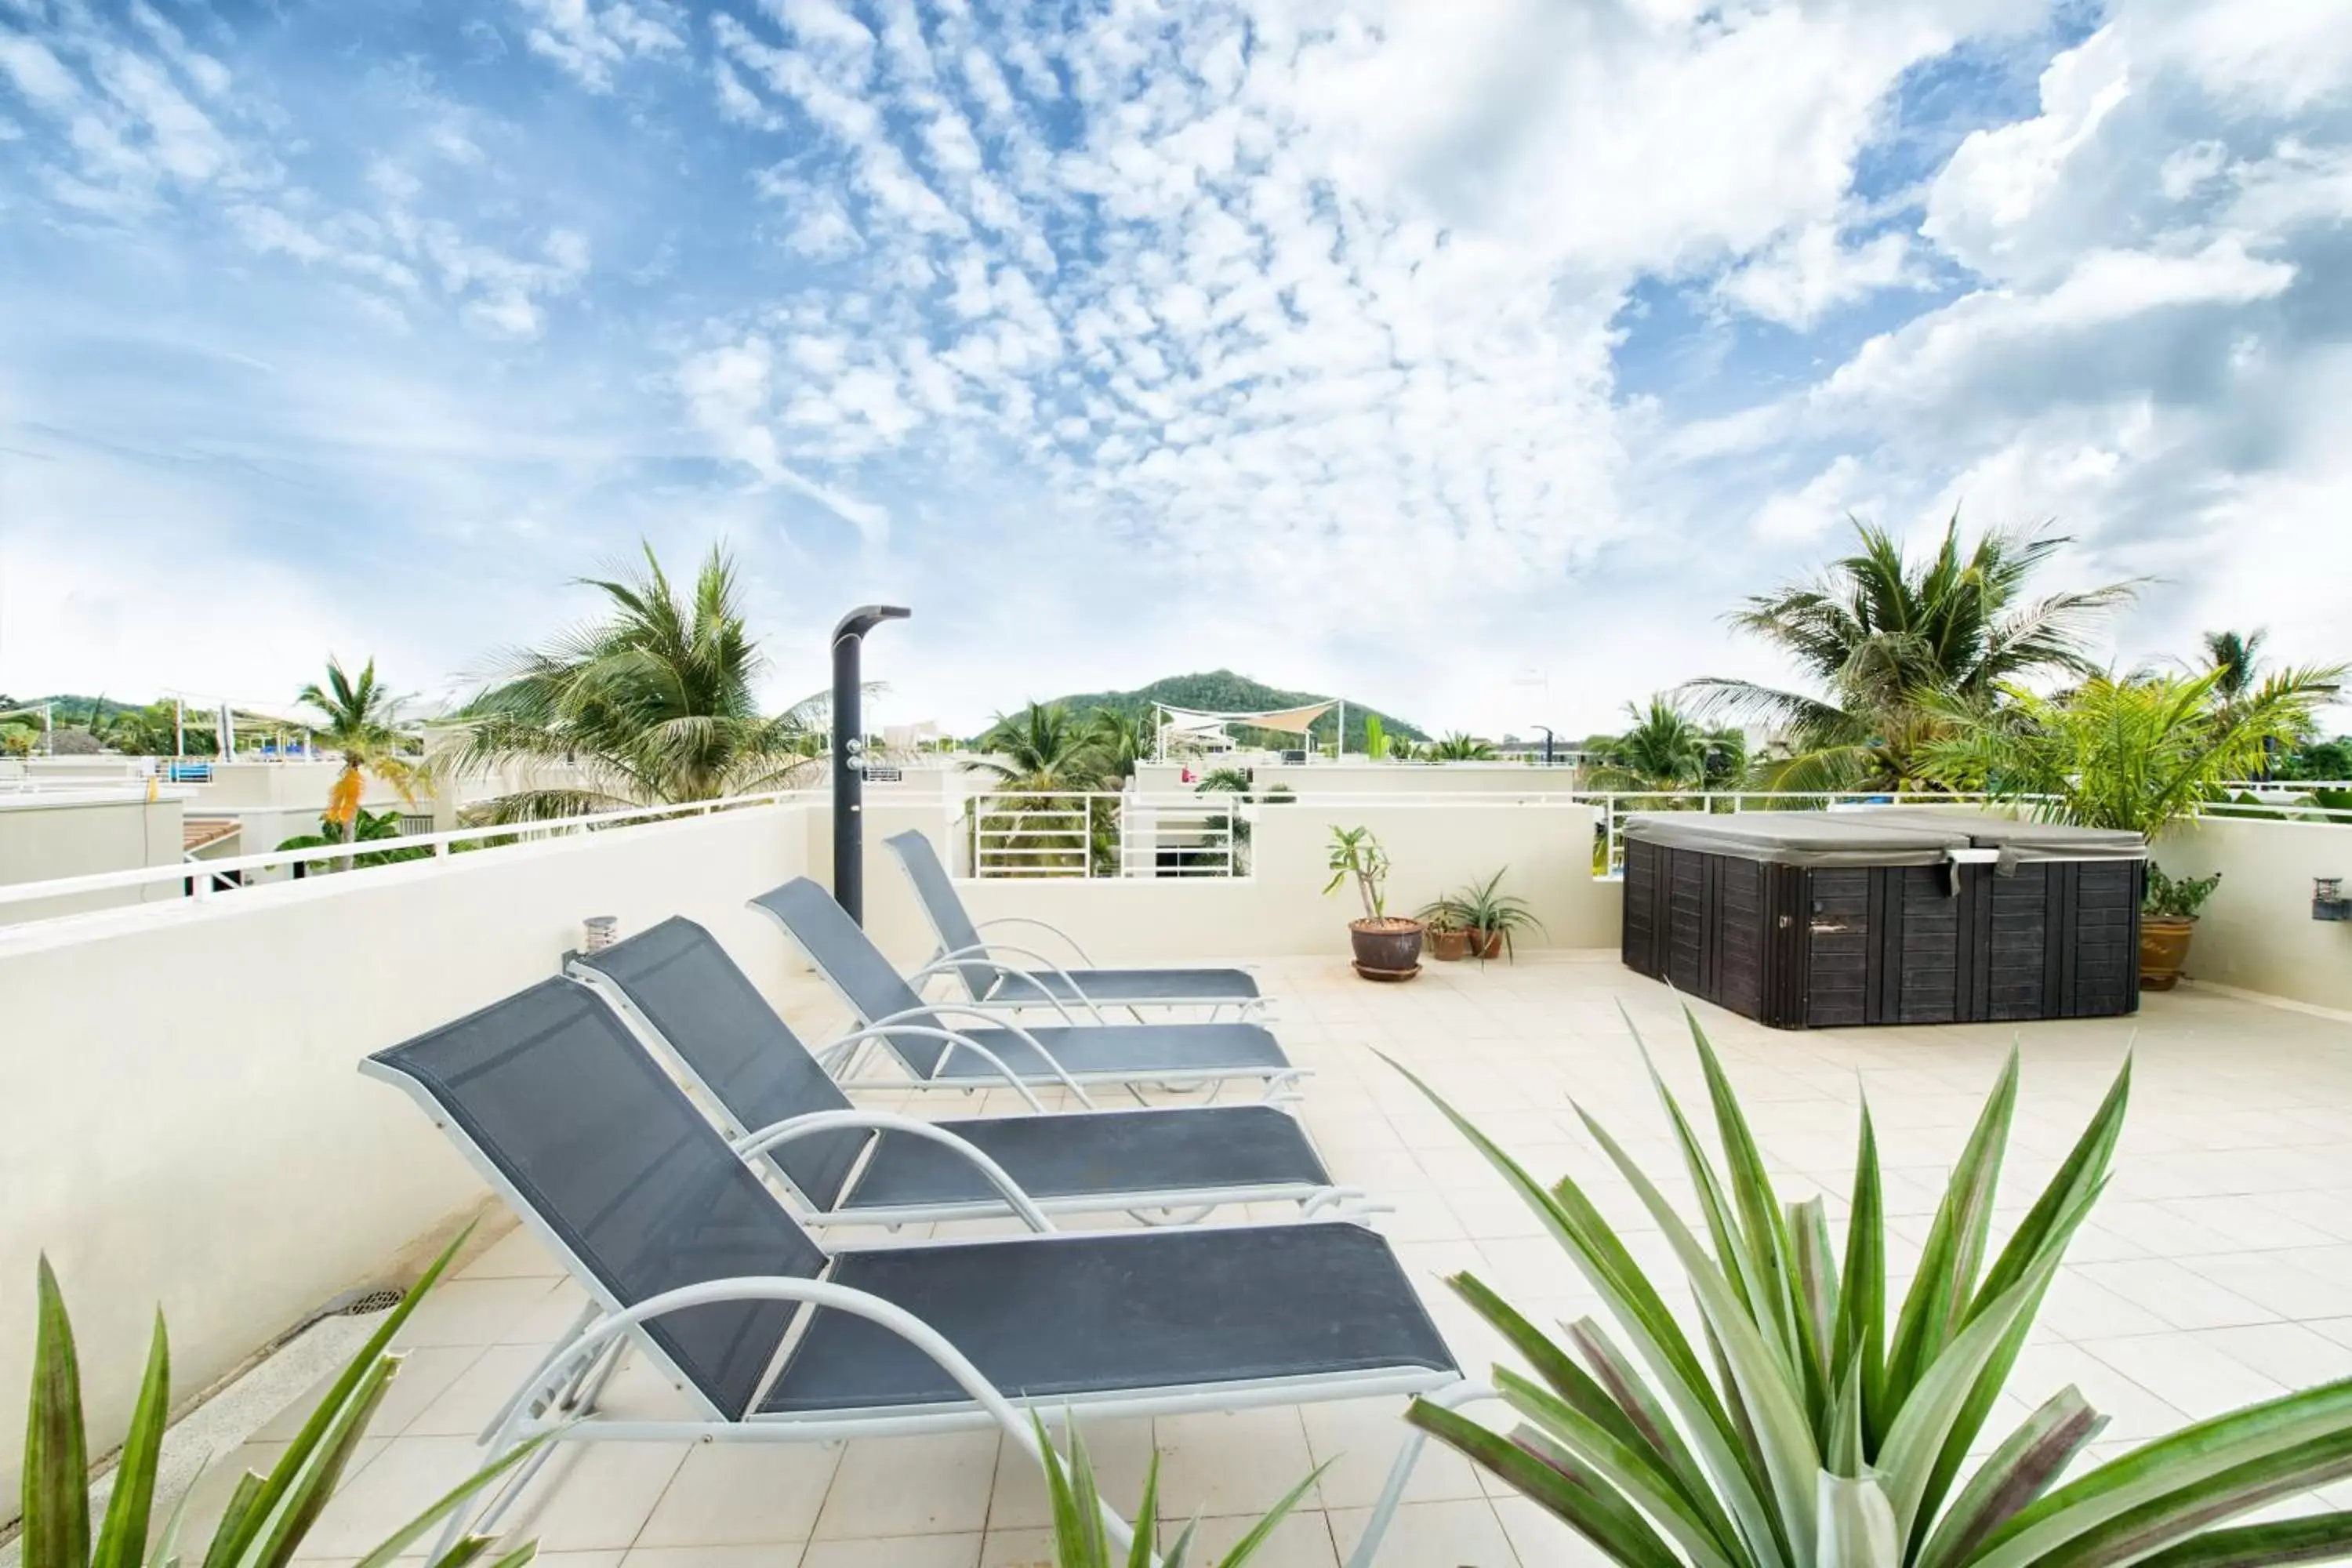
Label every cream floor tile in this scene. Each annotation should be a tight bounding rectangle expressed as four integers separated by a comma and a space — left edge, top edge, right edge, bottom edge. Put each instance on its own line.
391, 1278, 564, 1349
2078, 1332, 2288, 1419
500, 1441, 692, 1553
256, 1345, 485, 1442
1162, 1509, 1339, 1568
296, 1436, 498, 1559
620, 1548, 798, 1568
534, 1553, 627, 1568
401, 1344, 550, 1437
799, 1534, 983, 1568
2194, 1322, 2352, 1388
2006, 1342, 2193, 1442
1327, 1497, 1515, 1567
2175, 1252, 2346, 1320
814, 1432, 1002, 1540
635, 1443, 844, 1548
461, 1225, 569, 1280
2071, 1258, 2278, 1330
1489, 1494, 1617, 1567
1299, 1398, 1484, 1511
1154, 1408, 1319, 1521
984, 1417, 1156, 1532
977, 1528, 1055, 1567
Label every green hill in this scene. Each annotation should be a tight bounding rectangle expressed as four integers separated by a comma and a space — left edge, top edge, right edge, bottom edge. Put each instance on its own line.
1001, 670, 1428, 751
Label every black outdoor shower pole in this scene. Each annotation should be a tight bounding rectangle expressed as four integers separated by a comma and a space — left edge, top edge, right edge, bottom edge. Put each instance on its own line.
831, 604, 910, 925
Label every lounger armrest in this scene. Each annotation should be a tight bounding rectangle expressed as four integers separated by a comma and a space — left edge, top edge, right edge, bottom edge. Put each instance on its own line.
495, 1276, 1137, 1555
862, 1004, 1101, 1109
822, 1023, 1063, 1112
908, 942, 1110, 1024
973, 916, 1098, 967
734, 1109, 1058, 1232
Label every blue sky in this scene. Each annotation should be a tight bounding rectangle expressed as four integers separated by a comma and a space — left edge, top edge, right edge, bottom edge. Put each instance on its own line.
3, 0, 2348, 736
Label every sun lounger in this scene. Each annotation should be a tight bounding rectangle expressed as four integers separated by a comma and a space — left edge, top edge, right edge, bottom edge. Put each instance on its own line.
750, 877, 1303, 1105
568, 916, 1356, 1227
363, 978, 1479, 1567
884, 829, 1265, 1018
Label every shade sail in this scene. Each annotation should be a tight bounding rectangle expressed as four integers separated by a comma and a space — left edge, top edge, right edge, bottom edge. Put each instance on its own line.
1156, 702, 1334, 736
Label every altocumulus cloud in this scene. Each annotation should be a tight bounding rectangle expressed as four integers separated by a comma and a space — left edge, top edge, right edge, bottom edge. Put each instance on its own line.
1, 0, 2347, 731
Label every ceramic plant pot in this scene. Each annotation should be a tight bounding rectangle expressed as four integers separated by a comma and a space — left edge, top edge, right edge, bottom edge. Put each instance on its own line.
1349, 916, 1425, 979
1428, 927, 1472, 962
2139, 916, 2196, 991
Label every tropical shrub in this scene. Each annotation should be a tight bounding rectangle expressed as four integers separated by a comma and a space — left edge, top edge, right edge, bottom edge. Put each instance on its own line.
1033, 1416, 1323, 1568
277, 808, 431, 872
1919, 666, 2343, 837
2144, 865, 2223, 921
1420, 869, 1544, 962
297, 660, 420, 861
1428, 731, 1497, 761
20, 1229, 541, 1568
1323, 826, 1392, 919
1387, 1013, 2352, 1568
1363, 713, 1391, 760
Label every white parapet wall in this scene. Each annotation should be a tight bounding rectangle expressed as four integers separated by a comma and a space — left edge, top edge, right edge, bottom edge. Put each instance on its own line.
0, 801, 815, 1506
2153, 815, 2352, 1014
0, 789, 188, 922
844, 797, 1621, 967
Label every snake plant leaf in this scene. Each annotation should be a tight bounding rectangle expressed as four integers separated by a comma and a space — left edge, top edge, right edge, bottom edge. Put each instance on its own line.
146, 1462, 198, 1568
1578, 1104, 1824, 1566
1040, 1417, 1091, 1565
2032, 1426, 2352, 1568
1835, 1102, 1888, 1443
93, 1311, 172, 1568
249, 1354, 401, 1568
1827, 1365, 1866, 1479
26, 1257, 93, 1568
1496, 1368, 1745, 1568
345, 1434, 550, 1568
1916, 1387, 2106, 1568
1406, 1399, 1682, 1568
212, 1225, 478, 1568
470, 1544, 539, 1568
1683, 1008, 1805, 1381
1885, 1050, 2020, 1410
1788, 1197, 1839, 1430
419, 1537, 492, 1568
1124, 1451, 1162, 1568
1964, 1377, 2352, 1568
195, 1474, 265, 1568
2128, 1511, 2352, 1568
1160, 1520, 1198, 1568
1443, 1277, 1656, 1465
1378, 1052, 1784, 1568
1567, 1316, 1736, 1544
1707, 1323, 1792, 1568
1817, 1469, 1902, 1568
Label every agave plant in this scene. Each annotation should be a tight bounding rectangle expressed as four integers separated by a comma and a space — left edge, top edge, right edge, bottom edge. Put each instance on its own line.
1388, 1014, 2352, 1568
1035, 1415, 1323, 1568
22, 1228, 543, 1568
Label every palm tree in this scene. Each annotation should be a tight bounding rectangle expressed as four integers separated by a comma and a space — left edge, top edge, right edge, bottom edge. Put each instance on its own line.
966, 702, 1106, 790
452, 544, 820, 822
2201, 627, 2269, 706
1085, 706, 1150, 784
1685, 515, 2143, 789
298, 658, 420, 866
1593, 698, 1711, 789
1428, 731, 1497, 761
1918, 662, 2347, 835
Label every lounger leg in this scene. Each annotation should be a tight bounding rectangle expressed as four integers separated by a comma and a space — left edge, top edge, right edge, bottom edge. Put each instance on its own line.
1341, 1382, 1499, 1568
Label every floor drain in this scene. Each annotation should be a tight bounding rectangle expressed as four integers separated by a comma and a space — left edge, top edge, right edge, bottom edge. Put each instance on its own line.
336, 1288, 405, 1316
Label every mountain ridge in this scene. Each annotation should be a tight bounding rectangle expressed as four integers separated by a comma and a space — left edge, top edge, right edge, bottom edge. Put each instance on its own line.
991, 670, 1428, 749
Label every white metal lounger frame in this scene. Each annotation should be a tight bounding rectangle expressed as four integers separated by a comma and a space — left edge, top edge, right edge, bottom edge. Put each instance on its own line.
746, 900, 1308, 1109
363, 1059, 1489, 1568
566, 962, 1369, 1231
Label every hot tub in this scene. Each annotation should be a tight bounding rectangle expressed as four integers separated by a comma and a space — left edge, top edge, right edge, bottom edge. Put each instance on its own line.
1621, 808, 2146, 1029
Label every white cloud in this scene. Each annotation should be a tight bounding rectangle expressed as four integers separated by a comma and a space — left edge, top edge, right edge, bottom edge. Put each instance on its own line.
513, 0, 684, 93
1753, 456, 1875, 543
1719, 225, 1922, 328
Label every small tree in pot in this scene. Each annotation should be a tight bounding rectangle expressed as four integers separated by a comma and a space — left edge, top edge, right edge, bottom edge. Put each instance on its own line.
2141, 864, 2222, 990
1325, 826, 1422, 978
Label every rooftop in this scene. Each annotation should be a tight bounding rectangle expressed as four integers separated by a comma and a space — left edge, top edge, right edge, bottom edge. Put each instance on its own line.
172, 953, 2352, 1568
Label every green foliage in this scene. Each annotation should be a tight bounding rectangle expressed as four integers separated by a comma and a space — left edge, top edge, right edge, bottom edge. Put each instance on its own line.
1323, 825, 1392, 920
1086, 707, 1151, 784
21, 1228, 543, 1568
1595, 699, 1747, 790
299, 659, 421, 854
1361, 713, 1390, 760
1385, 1011, 2352, 1568
1687, 516, 2143, 789
275, 809, 430, 870
2274, 736, 2352, 781
2144, 865, 2223, 920
1018, 670, 1425, 752
1, 721, 38, 757
1033, 1415, 1324, 1567
1417, 868, 1544, 961
1427, 731, 1496, 761
454, 544, 822, 822
969, 702, 1110, 792
1918, 666, 2345, 837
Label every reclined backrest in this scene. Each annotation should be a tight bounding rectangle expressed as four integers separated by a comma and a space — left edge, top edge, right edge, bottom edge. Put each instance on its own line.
573, 917, 870, 1211
883, 830, 993, 999
365, 978, 826, 1421
750, 878, 949, 1076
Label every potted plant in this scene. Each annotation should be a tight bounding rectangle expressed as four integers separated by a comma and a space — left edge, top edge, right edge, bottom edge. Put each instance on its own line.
1418, 897, 1473, 961
2141, 863, 2222, 990
1451, 867, 1544, 960
1324, 825, 1422, 978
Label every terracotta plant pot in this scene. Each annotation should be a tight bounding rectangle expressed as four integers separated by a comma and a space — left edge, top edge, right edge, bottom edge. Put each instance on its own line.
1349, 916, 1425, 978
2140, 916, 2196, 991
1428, 927, 1472, 962
1472, 929, 1507, 960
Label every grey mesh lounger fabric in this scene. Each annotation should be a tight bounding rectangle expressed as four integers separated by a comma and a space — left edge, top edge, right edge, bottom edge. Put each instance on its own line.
884, 829, 1261, 1009
750, 877, 1300, 1096
361, 980, 1464, 1568
570, 917, 1334, 1222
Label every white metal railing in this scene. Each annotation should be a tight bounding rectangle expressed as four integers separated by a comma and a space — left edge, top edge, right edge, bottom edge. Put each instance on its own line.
964, 792, 1246, 880
0, 789, 821, 917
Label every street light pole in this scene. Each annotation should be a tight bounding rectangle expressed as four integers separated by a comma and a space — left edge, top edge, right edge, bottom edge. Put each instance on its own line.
831, 604, 910, 925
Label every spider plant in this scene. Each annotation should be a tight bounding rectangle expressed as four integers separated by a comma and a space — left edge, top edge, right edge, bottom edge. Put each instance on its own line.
1385, 1013, 2352, 1568
1447, 869, 1544, 961
21, 1226, 543, 1568
1036, 1415, 1324, 1567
